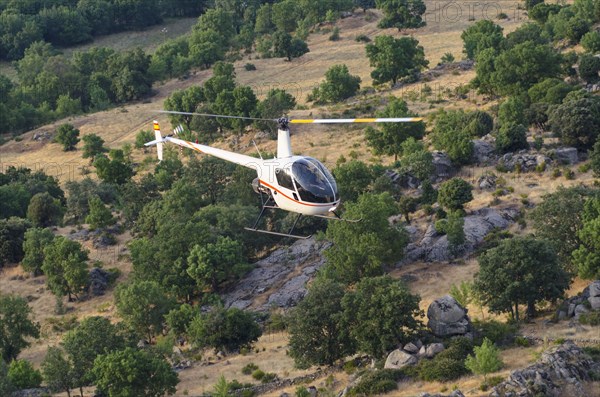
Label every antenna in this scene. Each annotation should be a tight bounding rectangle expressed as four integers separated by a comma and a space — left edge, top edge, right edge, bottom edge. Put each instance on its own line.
252, 140, 263, 160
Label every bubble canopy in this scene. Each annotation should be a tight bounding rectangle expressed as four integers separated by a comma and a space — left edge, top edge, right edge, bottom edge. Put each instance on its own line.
291, 157, 338, 203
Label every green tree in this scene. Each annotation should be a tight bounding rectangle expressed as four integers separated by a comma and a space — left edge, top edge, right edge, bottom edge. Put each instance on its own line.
81, 134, 107, 159
591, 140, 600, 177
449, 280, 473, 308
365, 97, 425, 160
527, 78, 575, 105
310, 64, 361, 104
42, 236, 89, 301
356, 0, 376, 12
438, 178, 473, 211
54, 124, 80, 151
465, 338, 503, 382
366, 35, 428, 86
26, 192, 63, 227
332, 160, 374, 202
342, 275, 422, 358
0, 295, 40, 362
465, 110, 494, 138
273, 31, 309, 61
115, 280, 173, 342
474, 237, 570, 320
446, 210, 466, 257
7, 359, 42, 389
530, 186, 597, 269
0, 217, 31, 267
135, 130, 154, 150
579, 53, 600, 82
255, 88, 296, 134
165, 304, 195, 339
92, 347, 178, 397
22, 227, 54, 276
572, 198, 600, 279
431, 110, 474, 165
62, 316, 127, 396
375, 0, 426, 30
41, 347, 74, 397
581, 31, 600, 53
461, 20, 504, 60
325, 193, 408, 283
548, 96, 600, 149
93, 151, 134, 185
496, 123, 528, 153
400, 142, 434, 181
498, 96, 526, 127
0, 359, 15, 396
188, 306, 261, 353
398, 196, 418, 223
288, 278, 354, 368
186, 236, 247, 292
85, 195, 115, 230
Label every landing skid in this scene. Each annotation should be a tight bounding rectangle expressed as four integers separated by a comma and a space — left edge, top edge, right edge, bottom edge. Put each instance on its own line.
245, 193, 360, 239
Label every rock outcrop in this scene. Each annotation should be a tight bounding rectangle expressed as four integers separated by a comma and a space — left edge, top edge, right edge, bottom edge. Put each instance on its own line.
490, 342, 600, 397
420, 391, 465, 397
401, 207, 519, 263
472, 137, 496, 165
384, 349, 418, 369
556, 280, 600, 321
498, 152, 551, 172
552, 147, 578, 165
223, 238, 329, 311
431, 151, 454, 182
384, 340, 445, 370
427, 295, 472, 338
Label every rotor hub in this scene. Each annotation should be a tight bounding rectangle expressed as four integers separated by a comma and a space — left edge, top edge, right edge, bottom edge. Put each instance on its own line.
277, 117, 289, 130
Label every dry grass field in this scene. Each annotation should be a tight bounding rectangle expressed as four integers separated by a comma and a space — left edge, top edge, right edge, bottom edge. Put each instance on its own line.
1, 2, 598, 396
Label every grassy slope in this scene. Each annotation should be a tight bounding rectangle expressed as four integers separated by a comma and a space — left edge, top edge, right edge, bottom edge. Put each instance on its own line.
1, 3, 598, 396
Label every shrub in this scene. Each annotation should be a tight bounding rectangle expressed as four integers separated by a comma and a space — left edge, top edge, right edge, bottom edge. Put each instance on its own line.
261, 373, 277, 383
251, 369, 265, 380
348, 369, 404, 396
514, 336, 531, 347
579, 311, 600, 326
355, 34, 371, 42
473, 319, 518, 346
242, 363, 259, 375
244, 63, 256, 71
7, 360, 42, 389
329, 27, 340, 41
417, 357, 468, 382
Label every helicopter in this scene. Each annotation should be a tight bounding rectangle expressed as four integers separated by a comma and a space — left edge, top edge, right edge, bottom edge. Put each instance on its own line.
146, 111, 423, 239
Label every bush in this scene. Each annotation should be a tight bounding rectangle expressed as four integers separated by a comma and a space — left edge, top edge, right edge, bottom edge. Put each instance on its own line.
348, 369, 404, 396
329, 27, 340, 41
251, 369, 265, 380
7, 359, 42, 389
244, 63, 256, 71
417, 357, 468, 382
514, 336, 531, 347
581, 31, 600, 53
242, 363, 259, 375
261, 372, 277, 383
579, 311, 600, 326
579, 54, 600, 82
473, 319, 518, 346
496, 124, 528, 153
355, 34, 371, 43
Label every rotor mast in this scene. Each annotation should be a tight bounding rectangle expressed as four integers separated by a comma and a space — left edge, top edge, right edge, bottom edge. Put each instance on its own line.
277, 117, 292, 158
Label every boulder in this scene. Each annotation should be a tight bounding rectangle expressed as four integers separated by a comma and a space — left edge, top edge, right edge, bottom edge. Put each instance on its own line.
553, 147, 578, 164
11, 389, 51, 397
431, 151, 454, 181
589, 296, 600, 311
588, 280, 600, 297
425, 343, 445, 358
472, 139, 496, 164
499, 152, 551, 172
420, 391, 465, 397
403, 342, 420, 354
478, 174, 497, 190
573, 304, 589, 320
384, 349, 417, 369
427, 295, 472, 337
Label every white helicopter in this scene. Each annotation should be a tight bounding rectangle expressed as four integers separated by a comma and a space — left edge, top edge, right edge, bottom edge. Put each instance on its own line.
146, 112, 422, 238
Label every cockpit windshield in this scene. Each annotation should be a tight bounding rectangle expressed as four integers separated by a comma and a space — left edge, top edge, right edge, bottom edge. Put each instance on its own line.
291, 157, 338, 203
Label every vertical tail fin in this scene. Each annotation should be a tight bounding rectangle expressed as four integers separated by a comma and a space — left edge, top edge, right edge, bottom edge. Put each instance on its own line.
153, 120, 163, 161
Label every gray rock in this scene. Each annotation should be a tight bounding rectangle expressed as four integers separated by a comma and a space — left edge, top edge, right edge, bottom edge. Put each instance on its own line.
472, 139, 496, 164
425, 343, 445, 358
384, 349, 418, 369
478, 174, 497, 190
588, 296, 600, 310
223, 238, 329, 311
499, 152, 551, 172
557, 310, 567, 321
490, 342, 600, 397
432, 151, 454, 181
420, 391, 465, 397
403, 342, 420, 354
588, 280, 600, 297
574, 304, 589, 320
11, 389, 51, 397
427, 295, 472, 337
568, 303, 577, 318
553, 147, 579, 164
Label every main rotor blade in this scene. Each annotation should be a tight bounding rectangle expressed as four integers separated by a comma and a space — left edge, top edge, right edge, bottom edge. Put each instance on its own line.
156, 110, 275, 122
289, 117, 423, 124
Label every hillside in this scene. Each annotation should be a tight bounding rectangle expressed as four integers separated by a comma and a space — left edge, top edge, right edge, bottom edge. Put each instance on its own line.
1, 1, 599, 397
